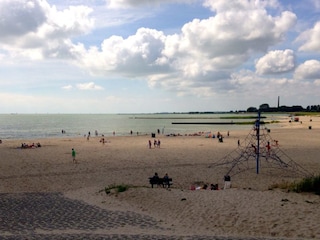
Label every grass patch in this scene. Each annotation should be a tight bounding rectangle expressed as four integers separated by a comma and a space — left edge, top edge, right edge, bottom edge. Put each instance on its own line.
293, 112, 320, 116
269, 181, 295, 190
234, 120, 280, 125
100, 184, 130, 195
289, 174, 320, 195
270, 120, 280, 124
220, 116, 266, 119
270, 174, 320, 195
234, 121, 257, 125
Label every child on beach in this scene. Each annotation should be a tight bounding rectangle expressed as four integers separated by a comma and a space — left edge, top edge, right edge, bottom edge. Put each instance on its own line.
72, 148, 76, 163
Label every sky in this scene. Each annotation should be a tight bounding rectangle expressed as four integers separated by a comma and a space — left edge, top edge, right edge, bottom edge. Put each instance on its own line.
0, 0, 319, 113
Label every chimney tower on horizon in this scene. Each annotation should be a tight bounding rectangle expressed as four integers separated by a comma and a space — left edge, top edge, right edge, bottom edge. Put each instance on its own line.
277, 96, 280, 108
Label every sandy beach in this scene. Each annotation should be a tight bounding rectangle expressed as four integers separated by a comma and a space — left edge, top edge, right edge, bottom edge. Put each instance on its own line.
0, 115, 320, 239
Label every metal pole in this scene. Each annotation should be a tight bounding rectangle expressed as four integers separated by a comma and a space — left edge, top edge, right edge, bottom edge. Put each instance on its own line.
256, 111, 260, 174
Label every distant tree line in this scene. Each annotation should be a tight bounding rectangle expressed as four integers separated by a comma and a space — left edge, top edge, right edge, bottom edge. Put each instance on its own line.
306, 105, 320, 112
173, 104, 320, 115
247, 104, 320, 113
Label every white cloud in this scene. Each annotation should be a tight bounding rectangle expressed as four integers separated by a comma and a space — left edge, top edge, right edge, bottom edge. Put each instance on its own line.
203, 0, 280, 12
75, 28, 167, 76
105, 0, 197, 9
297, 21, 320, 52
157, 1, 296, 90
311, 0, 320, 10
62, 85, 73, 90
0, 0, 319, 113
76, 82, 104, 90
314, 79, 320, 86
294, 60, 320, 80
0, 0, 298, 98
46, 5, 94, 37
0, 0, 47, 39
72, 0, 297, 98
229, 70, 299, 102
255, 49, 295, 75
0, 0, 94, 60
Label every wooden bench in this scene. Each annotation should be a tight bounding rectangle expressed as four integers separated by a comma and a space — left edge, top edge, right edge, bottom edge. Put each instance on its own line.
149, 177, 173, 188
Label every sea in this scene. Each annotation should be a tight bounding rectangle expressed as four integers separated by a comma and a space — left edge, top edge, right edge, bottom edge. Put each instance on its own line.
0, 113, 287, 140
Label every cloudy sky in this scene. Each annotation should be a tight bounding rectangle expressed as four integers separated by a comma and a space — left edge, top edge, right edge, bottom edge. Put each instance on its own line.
0, 0, 319, 113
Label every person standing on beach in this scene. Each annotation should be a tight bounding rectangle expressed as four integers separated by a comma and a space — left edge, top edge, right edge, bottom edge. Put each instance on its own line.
72, 148, 76, 163
87, 131, 90, 141
223, 175, 231, 190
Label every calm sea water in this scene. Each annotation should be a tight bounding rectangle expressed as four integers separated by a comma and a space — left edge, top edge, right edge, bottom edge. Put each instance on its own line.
0, 113, 285, 140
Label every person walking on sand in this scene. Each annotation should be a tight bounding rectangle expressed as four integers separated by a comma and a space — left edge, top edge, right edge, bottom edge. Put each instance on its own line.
72, 148, 76, 163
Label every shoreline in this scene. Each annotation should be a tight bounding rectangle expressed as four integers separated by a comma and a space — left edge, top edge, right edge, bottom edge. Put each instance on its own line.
0, 112, 293, 141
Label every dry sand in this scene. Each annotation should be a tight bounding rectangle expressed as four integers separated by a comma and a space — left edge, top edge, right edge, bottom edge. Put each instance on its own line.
0, 115, 320, 239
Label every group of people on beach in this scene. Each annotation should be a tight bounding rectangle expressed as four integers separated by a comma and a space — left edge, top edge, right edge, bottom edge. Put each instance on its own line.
148, 139, 161, 148
151, 172, 171, 188
21, 142, 41, 149
99, 135, 105, 144
191, 183, 220, 190
190, 175, 231, 191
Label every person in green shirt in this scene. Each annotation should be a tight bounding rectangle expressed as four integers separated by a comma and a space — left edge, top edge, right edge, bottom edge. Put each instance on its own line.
72, 148, 76, 163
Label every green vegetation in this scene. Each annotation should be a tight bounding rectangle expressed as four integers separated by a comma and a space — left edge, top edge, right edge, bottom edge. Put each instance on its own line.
269, 181, 295, 190
234, 120, 279, 125
292, 112, 320, 116
101, 184, 130, 195
270, 120, 280, 123
220, 116, 266, 119
290, 174, 320, 195
269, 174, 320, 195
234, 121, 257, 125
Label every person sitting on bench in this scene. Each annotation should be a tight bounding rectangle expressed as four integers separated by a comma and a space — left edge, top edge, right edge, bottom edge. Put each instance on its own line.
153, 172, 159, 180
149, 172, 160, 188
163, 173, 170, 188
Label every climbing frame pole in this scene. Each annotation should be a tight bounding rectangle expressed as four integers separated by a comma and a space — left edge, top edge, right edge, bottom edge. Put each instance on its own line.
256, 111, 260, 174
